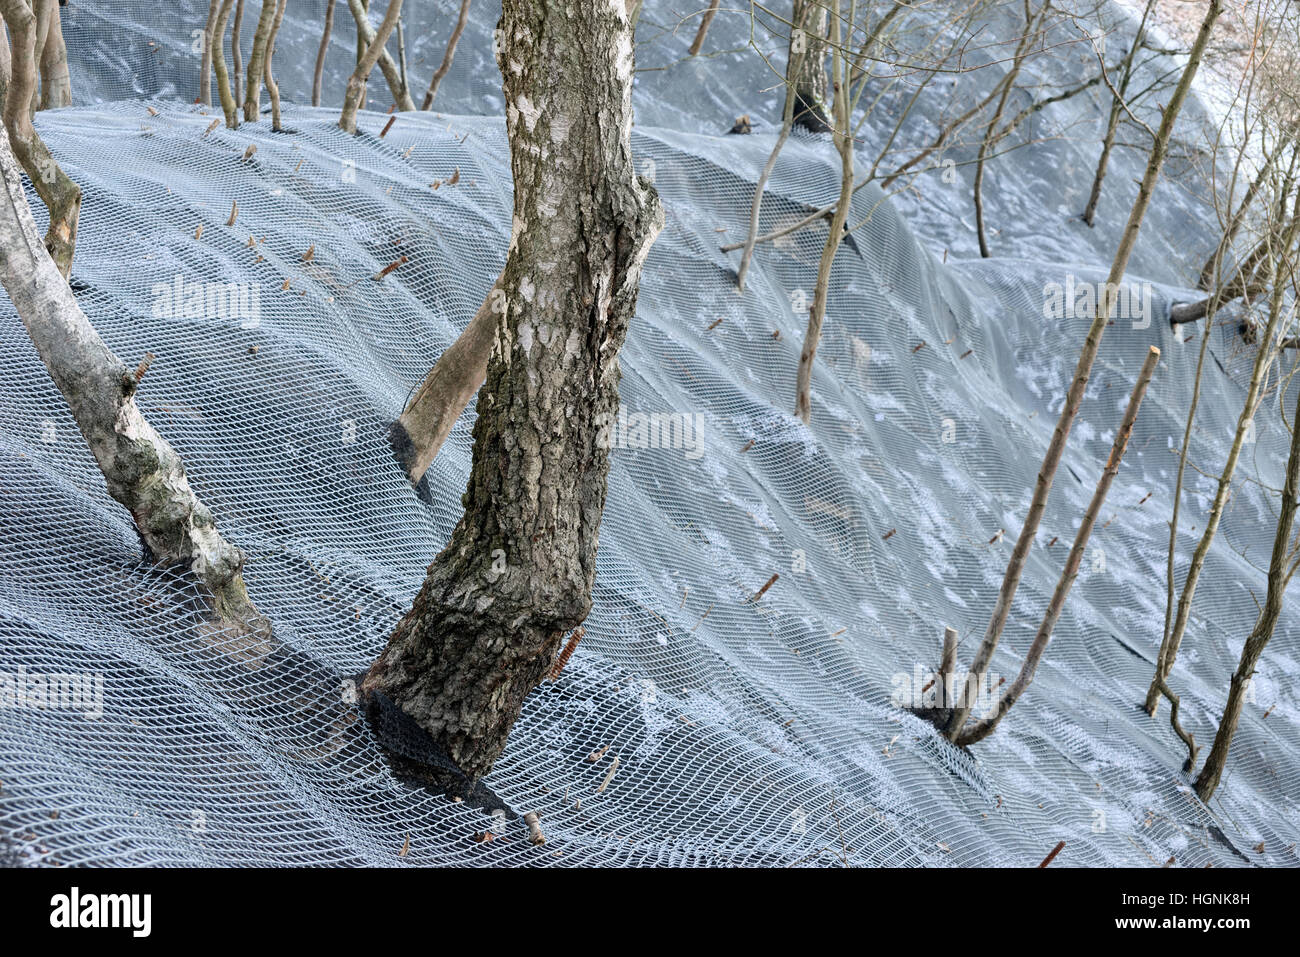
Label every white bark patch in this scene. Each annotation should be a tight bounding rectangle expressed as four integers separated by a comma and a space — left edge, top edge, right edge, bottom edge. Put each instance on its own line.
519, 275, 535, 303
515, 94, 542, 133
517, 321, 534, 355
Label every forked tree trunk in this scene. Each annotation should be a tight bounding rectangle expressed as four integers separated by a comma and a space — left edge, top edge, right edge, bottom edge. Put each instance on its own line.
339, 0, 411, 133
954, 346, 1160, 745
946, 0, 1223, 740
36, 0, 70, 108
360, 0, 662, 793
0, 124, 270, 656
1194, 375, 1300, 802
789, 0, 829, 133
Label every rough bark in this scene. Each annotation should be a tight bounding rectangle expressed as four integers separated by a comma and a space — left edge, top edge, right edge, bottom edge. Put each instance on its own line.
0, 0, 79, 276
420, 0, 469, 110
955, 346, 1160, 745
0, 123, 271, 658
789, 0, 829, 134
360, 0, 662, 792
313, 0, 335, 107
1194, 376, 1300, 802
946, 0, 1223, 741
340, 0, 411, 134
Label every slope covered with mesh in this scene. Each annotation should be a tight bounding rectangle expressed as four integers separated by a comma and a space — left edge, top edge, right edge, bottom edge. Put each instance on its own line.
0, 1, 1296, 866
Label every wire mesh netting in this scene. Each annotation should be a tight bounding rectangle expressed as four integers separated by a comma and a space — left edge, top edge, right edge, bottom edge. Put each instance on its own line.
0, 1, 1296, 866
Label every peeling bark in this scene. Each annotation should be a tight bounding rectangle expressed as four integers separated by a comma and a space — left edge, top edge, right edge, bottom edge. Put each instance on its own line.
0, 123, 270, 656
361, 0, 662, 791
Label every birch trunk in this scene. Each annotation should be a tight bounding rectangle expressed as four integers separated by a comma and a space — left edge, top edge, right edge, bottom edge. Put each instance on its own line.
0, 124, 270, 654
360, 0, 662, 792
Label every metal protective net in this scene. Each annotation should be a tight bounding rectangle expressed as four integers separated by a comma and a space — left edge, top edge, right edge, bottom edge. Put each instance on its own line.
0, 1, 1296, 866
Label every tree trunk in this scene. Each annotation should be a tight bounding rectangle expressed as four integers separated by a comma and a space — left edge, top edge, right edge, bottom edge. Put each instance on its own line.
212, 0, 239, 129
955, 346, 1160, 745
359, 0, 662, 793
1194, 376, 1300, 801
946, 0, 1224, 740
1145, 191, 1299, 718
37, 2, 70, 109
264, 0, 287, 131
313, 0, 335, 108
242, 0, 277, 121
794, 0, 851, 423
1082, 0, 1157, 227
0, 123, 270, 658
0, 0, 80, 276
688, 0, 720, 56
201, 0, 222, 107
340, 0, 411, 133
420, 0, 470, 110
231, 0, 244, 101
390, 273, 500, 486
789, 0, 829, 133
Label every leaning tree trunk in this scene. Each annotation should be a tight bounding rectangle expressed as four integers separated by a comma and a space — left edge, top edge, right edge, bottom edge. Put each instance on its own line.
339, 0, 411, 133
359, 0, 662, 794
0, 123, 270, 656
946, 0, 1224, 740
789, 0, 829, 133
1194, 373, 1300, 802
